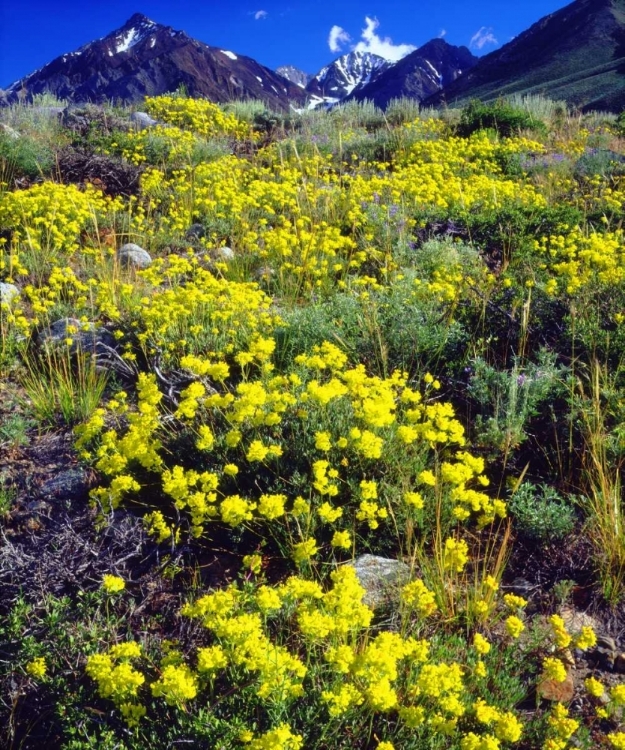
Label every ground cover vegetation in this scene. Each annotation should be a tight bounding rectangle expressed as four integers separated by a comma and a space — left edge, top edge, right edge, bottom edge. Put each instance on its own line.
3, 92, 625, 748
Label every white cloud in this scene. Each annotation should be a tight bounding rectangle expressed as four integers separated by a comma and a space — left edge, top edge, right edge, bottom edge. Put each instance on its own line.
328, 25, 351, 53
254, 10, 268, 20
470, 26, 498, 50
439, 29, 447, 38
352, 16, 415, 61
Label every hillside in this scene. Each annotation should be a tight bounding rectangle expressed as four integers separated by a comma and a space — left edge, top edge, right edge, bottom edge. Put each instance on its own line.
3, 93, 625, 748
428, 0, 625, 111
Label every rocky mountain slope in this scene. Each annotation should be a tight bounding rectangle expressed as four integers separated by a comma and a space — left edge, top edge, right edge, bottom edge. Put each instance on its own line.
348, 39, 477, 109
426, 0, 625, 111
4, 13, 306, 111
275, 66, 311, 88
305, 50, 393, 106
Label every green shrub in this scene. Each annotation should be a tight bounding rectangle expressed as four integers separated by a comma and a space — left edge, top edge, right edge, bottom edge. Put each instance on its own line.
469, 350, 565, 454
457, 99, 547, 138
508, 481, 577, 542
0, 132, 55, 181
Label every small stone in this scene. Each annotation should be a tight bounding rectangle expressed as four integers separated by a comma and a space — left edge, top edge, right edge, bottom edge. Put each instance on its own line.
185, 223, 205, 241
592, 635, 618, 670
538, 672, 575, 703
599, 689, 612, 705
130, 111, 158, 129
597, 635, 618, 652
348, 554, 411, 608
0, 282, 20, 304
561, 649, 576, 668
214, 246, 235, 262
560, 606, 601, 635
38, 469, 90, 504
117, 243, 152, 269
37, 317, 115, 355
255, 265, 275, 282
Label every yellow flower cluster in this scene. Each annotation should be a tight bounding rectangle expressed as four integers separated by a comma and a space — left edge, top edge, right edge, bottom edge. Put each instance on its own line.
25, 657, 47, 680
0, 181, 122, 278
144, 95, 253, 140
102, 574, 125, 594
177, 564, 525, 746
75, 335, 505, 541
534, 228, 625, 295
85, 642, 146, 725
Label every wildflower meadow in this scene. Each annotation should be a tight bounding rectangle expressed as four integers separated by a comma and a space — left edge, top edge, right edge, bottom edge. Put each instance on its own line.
3, 93, 625, 749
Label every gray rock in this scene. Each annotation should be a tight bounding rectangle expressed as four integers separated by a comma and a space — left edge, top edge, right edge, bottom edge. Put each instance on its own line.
38, 317, 115, 355
130, 111, 158, 129
61, 104, 133, 135
38, 468, 90, 504
254, 265, 275, 282
348, 554, 411, 608
117, 243, 152, 269
0, 282, 20, 304
185, 223, 205, 241
214, 246, 235, 262
0, 123, 20, 140
592, 634, 618, 671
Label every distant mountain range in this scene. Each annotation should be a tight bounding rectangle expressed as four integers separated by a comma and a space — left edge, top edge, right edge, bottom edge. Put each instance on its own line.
4, 0, 625, 113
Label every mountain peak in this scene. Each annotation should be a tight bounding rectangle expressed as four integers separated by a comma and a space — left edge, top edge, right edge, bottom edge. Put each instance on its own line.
306, 51, 391, 103
347, 39, 477, 109
100, 13, 162, 56
4, 13, 306, 110
122, 12, 157, 28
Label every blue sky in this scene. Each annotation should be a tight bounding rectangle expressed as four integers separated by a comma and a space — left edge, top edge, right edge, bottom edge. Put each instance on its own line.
1, 0, 574, 88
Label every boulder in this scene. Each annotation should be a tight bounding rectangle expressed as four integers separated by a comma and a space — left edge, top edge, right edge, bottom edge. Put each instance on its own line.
38, 468, 91, 504
215, 246, 235, 262
348, 554, 411, 608
117, 243, 152, 269
185, 223, 205, 241
0, 282, 20, 304
37, 317, 115, 355
130, 111, 158, 129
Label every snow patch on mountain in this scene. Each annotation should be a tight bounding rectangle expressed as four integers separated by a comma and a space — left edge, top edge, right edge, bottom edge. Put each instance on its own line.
221, 50, 238, 60
109, 16, 157, 55
307, 50, 391, 104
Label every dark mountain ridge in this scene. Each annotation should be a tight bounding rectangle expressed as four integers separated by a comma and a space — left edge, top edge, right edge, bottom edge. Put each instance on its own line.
4, 13, 306, 111
427, 0, 625, 112
349, 38, 477, 109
